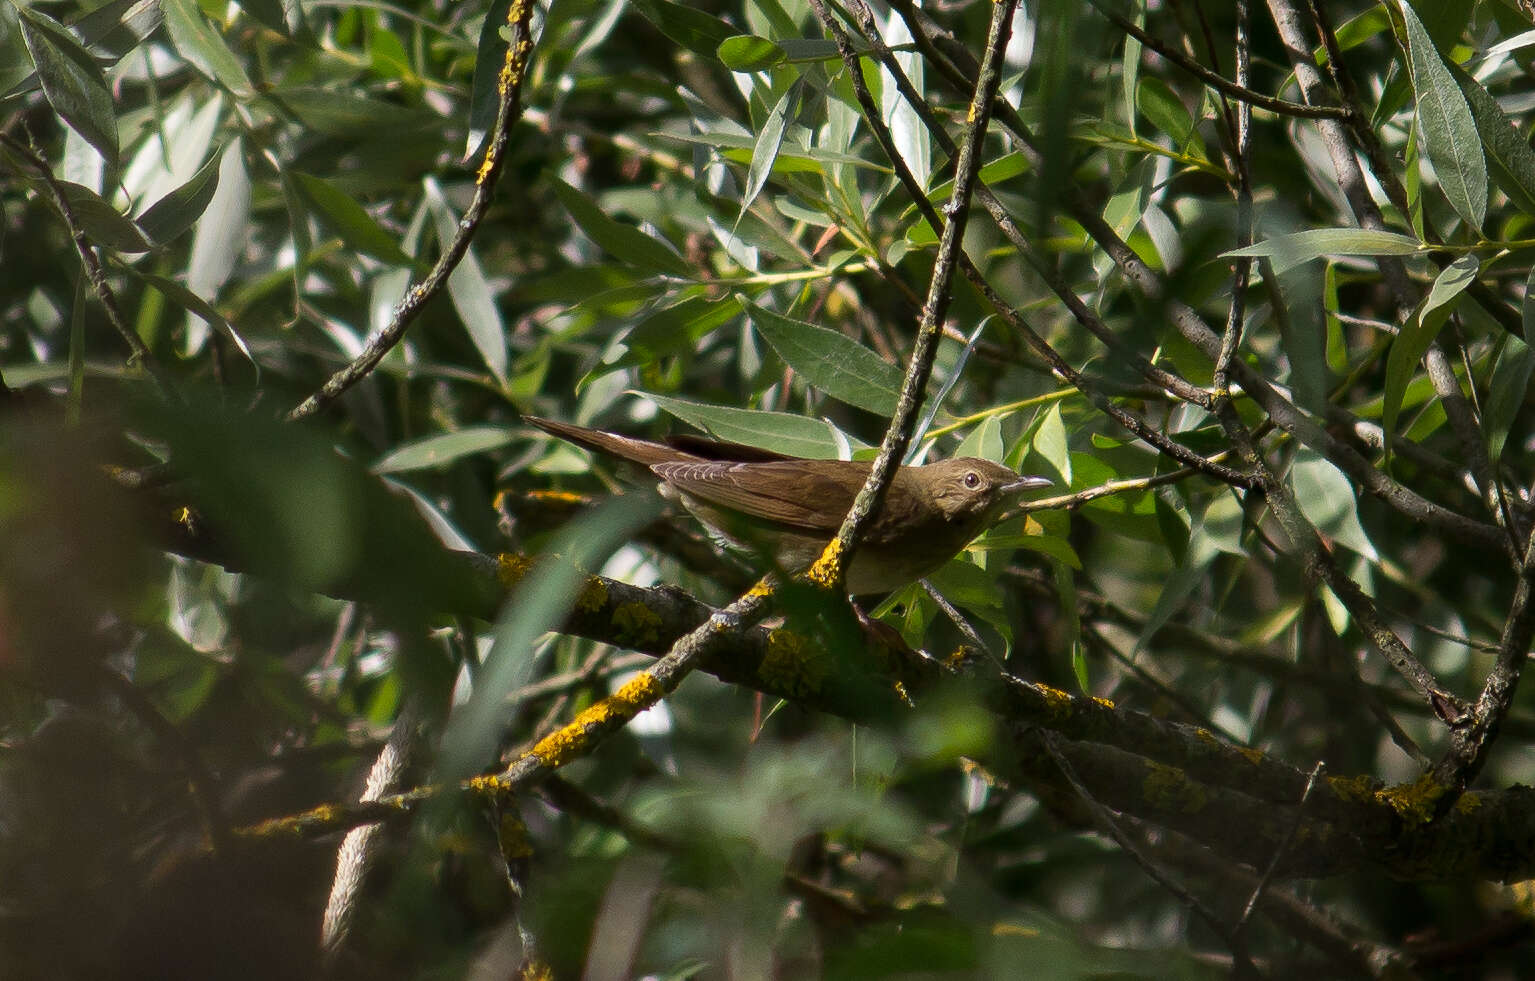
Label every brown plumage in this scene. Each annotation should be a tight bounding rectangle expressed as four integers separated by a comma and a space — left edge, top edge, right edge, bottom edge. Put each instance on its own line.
525, 415, 1050, 594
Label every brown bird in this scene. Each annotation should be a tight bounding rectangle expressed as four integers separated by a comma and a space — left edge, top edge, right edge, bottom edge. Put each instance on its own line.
525, 415, 1050, 594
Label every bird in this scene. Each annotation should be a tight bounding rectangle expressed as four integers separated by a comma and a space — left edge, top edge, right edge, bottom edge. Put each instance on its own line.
524, 415, 1051, 595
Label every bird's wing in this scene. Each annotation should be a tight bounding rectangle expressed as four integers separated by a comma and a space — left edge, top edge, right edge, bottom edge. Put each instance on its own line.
652, 460, 924, 543
664, 433, 798, 462
651, 460, 864, 532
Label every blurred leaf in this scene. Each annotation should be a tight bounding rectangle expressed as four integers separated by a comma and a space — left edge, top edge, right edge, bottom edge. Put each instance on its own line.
1054, 560, 1087, 692
424, 177, 508, 385
467, 0, 514, 149
276, 86, 431, 136
47, 180, 151, 253
373, 427, 516, 474
600, 293, 739, 377
553, 179, 694, 279
657, 130, 887, 171
628, 0, 735, 57
1288, 449, 1379, 559
1314, 7, 1391, 64
1383, 254, 1478, 453
1136, 76, 1199, 153
292, 171, 413, 266
126, 268, 256, 376
1485, 334, 1534, 462
926, 559, 1012, 650
183, 139, 250, 355
159, 0, 254, 97
136, 149, 221, 246
743, 298, 903, 415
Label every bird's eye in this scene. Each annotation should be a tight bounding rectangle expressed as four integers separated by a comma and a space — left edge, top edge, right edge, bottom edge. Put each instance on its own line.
964, 471, 981, 489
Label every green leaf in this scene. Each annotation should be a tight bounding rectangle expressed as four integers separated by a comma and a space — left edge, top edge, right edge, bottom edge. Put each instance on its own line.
424, 178, 508, 386
718, 34, 785, 71
1053, 561, 1087, 692
628, 0, 736, 57
553, 179, 693, 279
159, 0, 255, 97
1136, 77, 1197, 152
1396, 0, 1486, 230
600, 294, 739, 375
48, 180, 151, 253
1031, 403, 1072, 486
926, 559, 1013, 651
1486, 332, 1534, 462
292, 172, 413, 266
1383, 254, 1479, 453
136, 150, 221, 246
739, 80, 798, 218
467, 0, 514, 147
1446, 60, 1535, 218
977, 523, 1082, 570
276, 87, 433, 137
16, 6, 119, 165
373, 427, 516, 474
1288, 449, 1379, 559
642, 394, 848, 458
775, 38, 841, 62
656, 130, 888, 172
1223, 228, 1422, 274
742, 80, 800, 219
1315, 7, 1392, 64
742, 298, 904, 415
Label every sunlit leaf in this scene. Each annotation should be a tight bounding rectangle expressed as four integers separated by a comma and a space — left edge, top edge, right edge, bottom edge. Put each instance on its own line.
742, 298, 903, 416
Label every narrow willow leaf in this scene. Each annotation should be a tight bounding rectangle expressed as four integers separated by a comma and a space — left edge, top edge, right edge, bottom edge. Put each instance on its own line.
373, 428, 516, 474
1224, 228, 1422, 274
628, 0, 735, 57
742, 79, 800, 218
137, 149, 221, 245
1485, 334, 1534, 462
16, 7, 118, 165
48, 181, 151, 253
159, 0, 255, 97
293, 172, 413, 266
1288, 449, 1379, 559
553, 179, 693, 279
1397, 0, 1486, 230
1383, 254, 1480, 455
1052, 561, 1087, 692
742, 298, 903, 416
424, 178, 508, 386
466, 0, 514, 150
1447, 60, 1535, 218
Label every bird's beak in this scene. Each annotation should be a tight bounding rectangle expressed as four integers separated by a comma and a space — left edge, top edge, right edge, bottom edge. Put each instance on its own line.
1001, 475, 1053, 494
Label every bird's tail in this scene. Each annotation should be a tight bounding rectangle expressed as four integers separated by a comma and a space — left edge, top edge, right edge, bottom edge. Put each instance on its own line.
522, 415, 690, 467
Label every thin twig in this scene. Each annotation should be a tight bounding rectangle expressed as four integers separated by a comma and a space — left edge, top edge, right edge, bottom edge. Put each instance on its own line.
1088, 0, 1348, 120
287, 0, 538, 420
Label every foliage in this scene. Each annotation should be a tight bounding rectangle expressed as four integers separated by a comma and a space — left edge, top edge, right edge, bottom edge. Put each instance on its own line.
5, 0, 1535, 975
